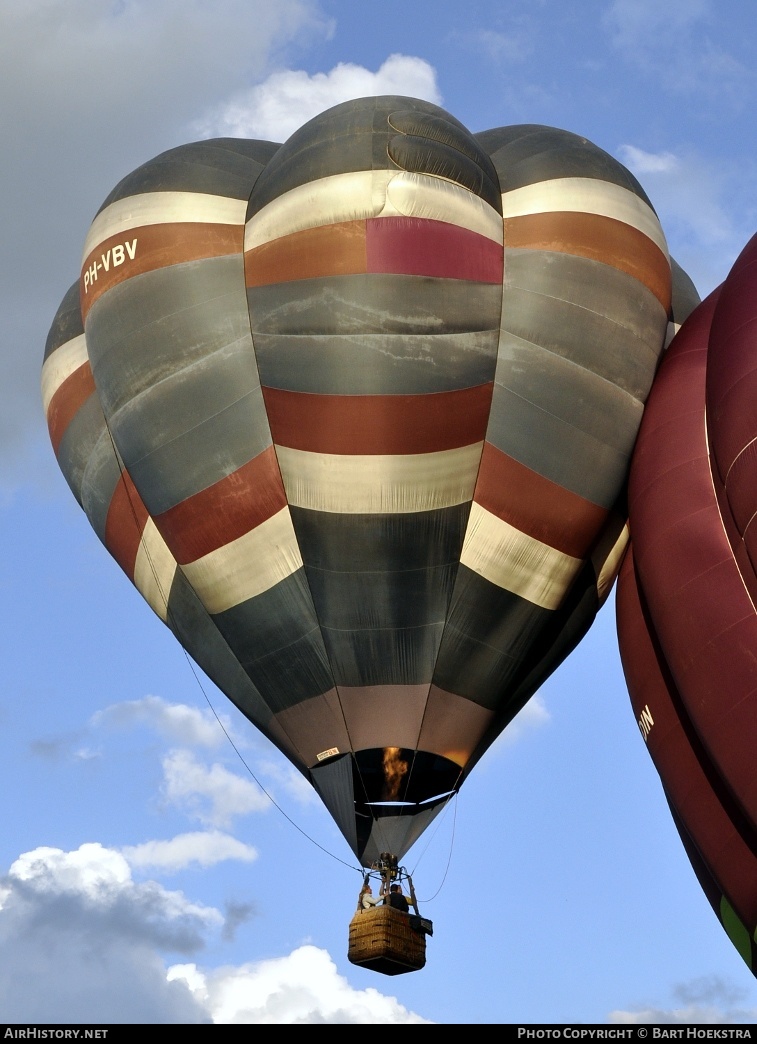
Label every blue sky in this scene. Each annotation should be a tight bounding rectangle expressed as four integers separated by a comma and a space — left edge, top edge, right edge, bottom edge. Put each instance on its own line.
3, 0, 757, 1024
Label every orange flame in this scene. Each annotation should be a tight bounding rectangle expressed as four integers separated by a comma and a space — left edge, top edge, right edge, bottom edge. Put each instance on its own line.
382, 747, 408, 800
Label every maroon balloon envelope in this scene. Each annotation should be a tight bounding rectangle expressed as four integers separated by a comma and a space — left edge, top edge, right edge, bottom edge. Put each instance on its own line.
617, 233, 757, 975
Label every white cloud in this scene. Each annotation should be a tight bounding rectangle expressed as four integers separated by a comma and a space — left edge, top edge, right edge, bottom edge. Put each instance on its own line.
0, 843, 431, 1023
618, 144, 679, 175
602, 0, 748, 102
611, 1004, 755, 1025
93, 694, 229, 748
452, 27, 532, 65
122, 831, 258, 872
12, 842, 128, 898
259, 758, 318, 806
491, 693, 551, 752
618, 143, 741, 294
604, 0, 710, 49
0, 0, 331, 485
1, 0, 330, 128
0, 843, 221, 1022
9, 843, 222, 931
194, 54, 442, 142
609, 976, 757, 1024
162, 749, 270, 827
74, 745, 102, 761
169, 945, 433, 1024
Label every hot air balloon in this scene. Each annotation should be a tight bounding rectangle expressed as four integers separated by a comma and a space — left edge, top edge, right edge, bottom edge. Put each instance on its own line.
43, 97, 673, 885
617, 231, 757, 975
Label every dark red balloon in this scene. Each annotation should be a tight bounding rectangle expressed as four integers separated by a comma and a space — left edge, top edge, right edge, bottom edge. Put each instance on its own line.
618, 232, 757, 974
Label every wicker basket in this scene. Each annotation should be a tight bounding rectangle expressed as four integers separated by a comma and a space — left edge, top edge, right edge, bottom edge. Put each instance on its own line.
348, 906, 426, 975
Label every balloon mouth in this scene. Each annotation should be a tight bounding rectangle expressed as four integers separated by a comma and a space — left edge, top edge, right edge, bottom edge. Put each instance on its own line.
311, 748, 460, 863
353, 748, 462, 807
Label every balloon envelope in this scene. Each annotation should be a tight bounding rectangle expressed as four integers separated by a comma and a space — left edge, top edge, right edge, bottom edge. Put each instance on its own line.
43, 98, 672, 865
618, 231, 757, 974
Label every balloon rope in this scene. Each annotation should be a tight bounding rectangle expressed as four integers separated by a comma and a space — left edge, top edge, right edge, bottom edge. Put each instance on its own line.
102, 426, 362, 875
410, 792, 458, 902
179, 645, 362, 874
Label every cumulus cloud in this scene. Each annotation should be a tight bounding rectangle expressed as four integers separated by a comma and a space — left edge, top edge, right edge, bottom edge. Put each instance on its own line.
169, 945, 433, 1024
8, 843, 223, 939
609, 976, 757, 1024
122, 831, 258, 872
0, 843, 430, 1023
162, 749, 270, 827
0, 842, 220, 1022
0, 0, 331, 486
193, 54, 442, 142
93, 694, 229, 748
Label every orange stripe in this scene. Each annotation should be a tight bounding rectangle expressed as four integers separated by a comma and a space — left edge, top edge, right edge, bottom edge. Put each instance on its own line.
81, 222, 243, 319
474, 442, 607, 559
261, 385, 494, 455
245, 221, 367, 287
104, 471, 150, 579
47, 363, 96, 454
504, 212, 671, 310
154, 446, 287, 565
245, 217, 504, 288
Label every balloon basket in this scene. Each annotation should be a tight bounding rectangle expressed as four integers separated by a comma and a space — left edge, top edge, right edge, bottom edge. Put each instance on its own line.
348, 906, 427, 975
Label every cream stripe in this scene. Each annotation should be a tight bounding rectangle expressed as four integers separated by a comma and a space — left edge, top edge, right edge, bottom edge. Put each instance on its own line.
665, 320, 682, 350
41, 333, 89, 414
275, 443, 483, 514
133, 518, 178, 623
181, 507, 303, 614
83, 192, 248, 261
593, 518, 630, 606
501, 177, 668, 257
385, 173, 503, 243
460, 502, 583, 609
245, 170, 503, 251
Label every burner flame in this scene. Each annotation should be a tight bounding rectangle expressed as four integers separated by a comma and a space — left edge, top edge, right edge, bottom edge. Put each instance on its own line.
382, 747, 408, 800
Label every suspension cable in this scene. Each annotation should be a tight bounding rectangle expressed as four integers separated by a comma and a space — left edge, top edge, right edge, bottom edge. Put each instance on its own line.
411, 792, 458, 902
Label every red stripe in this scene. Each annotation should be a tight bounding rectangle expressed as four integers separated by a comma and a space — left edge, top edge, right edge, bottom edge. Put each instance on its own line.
154, 446, 287, 564
366, 217, 502, 283
261, 385, 493, 455
473, 442, 607, 558
245, 217, 502, 287
47, 364, 96, 454
104, 471, 149, 579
